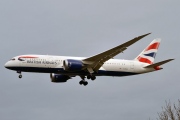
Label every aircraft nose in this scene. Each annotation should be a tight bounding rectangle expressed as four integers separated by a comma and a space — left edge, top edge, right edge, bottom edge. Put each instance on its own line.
4, 61, 10, 69
4, 60, 17, 70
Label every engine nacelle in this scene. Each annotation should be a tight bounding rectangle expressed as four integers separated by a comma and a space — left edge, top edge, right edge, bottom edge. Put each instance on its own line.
50, 73, 70, 83
63, 59, 84, 71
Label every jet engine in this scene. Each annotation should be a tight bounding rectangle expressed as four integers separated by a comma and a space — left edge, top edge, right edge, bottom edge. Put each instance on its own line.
50, 73, 70, 83
63, 59, 84, 71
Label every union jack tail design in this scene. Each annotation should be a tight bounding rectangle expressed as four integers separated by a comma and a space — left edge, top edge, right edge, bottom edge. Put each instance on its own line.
134, 39, 161, 64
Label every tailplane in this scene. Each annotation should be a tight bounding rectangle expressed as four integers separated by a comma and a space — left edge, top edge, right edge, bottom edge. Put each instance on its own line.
144, 59, 174, 70
134, 38, 161, 64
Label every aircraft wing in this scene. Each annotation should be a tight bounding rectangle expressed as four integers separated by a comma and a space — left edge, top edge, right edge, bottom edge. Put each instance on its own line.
82, 33, 151, 73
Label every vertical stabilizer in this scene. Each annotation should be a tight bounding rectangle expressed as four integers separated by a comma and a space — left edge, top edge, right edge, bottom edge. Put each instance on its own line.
134, 39, 161, 64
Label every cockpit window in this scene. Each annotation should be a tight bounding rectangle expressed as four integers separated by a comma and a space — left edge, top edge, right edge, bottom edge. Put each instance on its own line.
11, 58, 15, 61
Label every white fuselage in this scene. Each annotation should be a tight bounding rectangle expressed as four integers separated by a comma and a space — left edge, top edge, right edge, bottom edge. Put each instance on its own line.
4, 34, 172, 86
4, 54, 156, 77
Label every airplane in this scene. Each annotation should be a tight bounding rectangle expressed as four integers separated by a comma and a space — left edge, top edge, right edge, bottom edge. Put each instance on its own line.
4, 33, 174, 86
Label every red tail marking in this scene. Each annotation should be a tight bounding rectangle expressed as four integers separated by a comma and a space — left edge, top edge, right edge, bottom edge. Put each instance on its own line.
145, 42, 160, 51
138, 56, 152, 64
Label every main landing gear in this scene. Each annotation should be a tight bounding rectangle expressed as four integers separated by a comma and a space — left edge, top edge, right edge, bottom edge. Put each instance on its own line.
79, 76, 88, 86
17, 71, 22, 78
79, 75, 96, 86
79, 80, 88, 86
87, 75, 96, 80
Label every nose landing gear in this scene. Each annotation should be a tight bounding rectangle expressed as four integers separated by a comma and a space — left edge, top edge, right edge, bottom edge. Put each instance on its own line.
19, 74, 22, 78
17, 71, 22, 78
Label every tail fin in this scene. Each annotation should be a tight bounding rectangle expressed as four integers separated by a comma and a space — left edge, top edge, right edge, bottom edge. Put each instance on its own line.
134, 38, 161, 64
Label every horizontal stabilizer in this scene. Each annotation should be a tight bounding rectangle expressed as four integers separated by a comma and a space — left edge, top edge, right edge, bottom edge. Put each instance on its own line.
144, 59, 174, 68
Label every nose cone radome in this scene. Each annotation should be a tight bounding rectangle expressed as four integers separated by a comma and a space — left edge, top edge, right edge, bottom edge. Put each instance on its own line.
4, 61, 11, 69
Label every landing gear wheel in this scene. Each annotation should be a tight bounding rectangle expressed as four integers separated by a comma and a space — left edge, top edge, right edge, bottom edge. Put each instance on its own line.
19, 75, 22, 78
79, 81, 83, 85
87, 75, 96, 81
79, 80, 88, 86
83, 81, 88, 86
79, 76, 89, 86
87, 75, 91, 79
91, 76, 96, 81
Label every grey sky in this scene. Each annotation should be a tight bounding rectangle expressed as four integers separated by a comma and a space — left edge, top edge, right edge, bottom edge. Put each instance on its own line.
0, 0, 179, 120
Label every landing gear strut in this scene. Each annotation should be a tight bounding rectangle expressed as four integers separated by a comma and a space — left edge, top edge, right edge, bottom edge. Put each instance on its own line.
79, 76, 88, 86
17, 71, 22, 78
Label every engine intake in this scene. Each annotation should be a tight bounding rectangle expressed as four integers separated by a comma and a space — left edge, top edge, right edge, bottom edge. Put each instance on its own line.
50, 73, 70, 83
63, 59, 84, 71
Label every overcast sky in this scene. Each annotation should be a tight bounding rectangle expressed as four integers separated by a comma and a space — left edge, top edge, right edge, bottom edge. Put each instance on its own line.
0, 0, 180, 120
